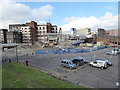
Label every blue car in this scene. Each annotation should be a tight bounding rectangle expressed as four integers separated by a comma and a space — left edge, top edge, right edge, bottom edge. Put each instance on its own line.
61, 60, 77, 69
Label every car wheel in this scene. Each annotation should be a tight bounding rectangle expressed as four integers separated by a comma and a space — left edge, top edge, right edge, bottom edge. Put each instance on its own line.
89, 64, 92, 67
70, 67, 72, 70
100, 66, 104, 70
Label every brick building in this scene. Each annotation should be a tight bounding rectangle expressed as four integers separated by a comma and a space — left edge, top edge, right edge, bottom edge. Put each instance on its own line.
97, 29, 120, 45
9, 21, 58, 43
97, 36, 120, 45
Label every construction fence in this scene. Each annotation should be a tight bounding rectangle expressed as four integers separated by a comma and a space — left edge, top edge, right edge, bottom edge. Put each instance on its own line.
35, 46, 107, 54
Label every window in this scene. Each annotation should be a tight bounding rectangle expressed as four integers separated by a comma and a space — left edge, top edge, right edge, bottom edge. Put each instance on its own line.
39, 27, 41, 30
109, 39, 112, 43
16, 27, 18, 29
93, 61, 97, 64
43, 27, 45, 30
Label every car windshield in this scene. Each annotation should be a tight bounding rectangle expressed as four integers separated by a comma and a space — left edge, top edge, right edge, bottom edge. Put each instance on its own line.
96, 59, 108, 62
99, 62, 104, 64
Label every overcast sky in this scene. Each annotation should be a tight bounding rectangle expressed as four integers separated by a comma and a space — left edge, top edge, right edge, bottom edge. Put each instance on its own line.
0, 0, 118, 33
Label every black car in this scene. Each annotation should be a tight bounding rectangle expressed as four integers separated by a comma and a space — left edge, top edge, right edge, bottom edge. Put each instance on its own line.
72, 57, 88, 66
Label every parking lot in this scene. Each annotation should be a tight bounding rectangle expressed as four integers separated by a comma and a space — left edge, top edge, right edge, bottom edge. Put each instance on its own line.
18, 48, 118, 88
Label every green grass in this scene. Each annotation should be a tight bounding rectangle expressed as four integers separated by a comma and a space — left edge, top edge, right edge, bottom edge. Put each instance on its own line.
2, 62, 88, 89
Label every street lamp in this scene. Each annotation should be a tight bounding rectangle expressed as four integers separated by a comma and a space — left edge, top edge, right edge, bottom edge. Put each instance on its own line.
15, 31, 18, 63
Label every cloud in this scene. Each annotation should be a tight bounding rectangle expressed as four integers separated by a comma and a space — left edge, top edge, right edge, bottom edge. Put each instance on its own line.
98, 12, 118, 29
107, 6, 114, 10
60, 12, 118, 34
0, 0, 54, 29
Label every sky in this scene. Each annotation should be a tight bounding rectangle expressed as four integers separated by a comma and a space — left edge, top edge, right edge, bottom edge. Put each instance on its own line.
0, 0, 118, 33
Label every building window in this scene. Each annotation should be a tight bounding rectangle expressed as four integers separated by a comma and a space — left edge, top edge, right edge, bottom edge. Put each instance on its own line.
109, 39, 112, 43
43, 27, 45, 30
16, 27, 18, 29
39, 27, 41, 30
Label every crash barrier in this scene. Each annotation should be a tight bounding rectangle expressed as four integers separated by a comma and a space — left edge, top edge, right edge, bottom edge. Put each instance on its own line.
35, 46, 107, 54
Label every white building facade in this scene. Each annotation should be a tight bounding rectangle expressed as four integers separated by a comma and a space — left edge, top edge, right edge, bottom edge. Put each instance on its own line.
37, 25, 47, 42
21, 26, 32, 43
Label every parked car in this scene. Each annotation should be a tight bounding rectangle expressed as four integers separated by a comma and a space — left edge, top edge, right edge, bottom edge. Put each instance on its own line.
73, 57, 88, 65
61, 60, 77, 69
106, 49, 120, 55
95, 59, 112, 66
89, 59, 108, 69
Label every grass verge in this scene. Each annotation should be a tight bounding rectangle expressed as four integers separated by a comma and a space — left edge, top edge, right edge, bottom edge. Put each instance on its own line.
2, 62, 88, 89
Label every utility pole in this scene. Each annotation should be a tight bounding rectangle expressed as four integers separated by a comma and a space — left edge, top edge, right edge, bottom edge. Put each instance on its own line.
15, 31, 18, 63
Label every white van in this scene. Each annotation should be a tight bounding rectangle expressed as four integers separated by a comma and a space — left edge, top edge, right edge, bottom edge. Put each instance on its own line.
89, 60, 108, 69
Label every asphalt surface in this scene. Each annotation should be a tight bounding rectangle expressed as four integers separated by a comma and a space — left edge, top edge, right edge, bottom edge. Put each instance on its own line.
4, 47, 119, 88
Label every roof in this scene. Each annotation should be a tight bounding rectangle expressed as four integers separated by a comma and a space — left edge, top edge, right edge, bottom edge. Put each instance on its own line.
0, 29, 8, 31
61, 60, 71, 62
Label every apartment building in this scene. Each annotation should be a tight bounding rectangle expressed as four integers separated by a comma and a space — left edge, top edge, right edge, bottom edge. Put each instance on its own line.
9, 24, 22, 32
7, 31, 22, 43
37, 24, 47, 41
25, 21, 37, 43
9, 21, 58, 43
9, 21, 37, 43
21, 26, 32, 43
47, 23, 58, 42
0, 29, 8, 43
37, 23, 58, 42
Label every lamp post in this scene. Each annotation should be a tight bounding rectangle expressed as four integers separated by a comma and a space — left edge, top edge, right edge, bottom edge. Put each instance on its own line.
15, 31, 18, 63
16, 42, 18, 63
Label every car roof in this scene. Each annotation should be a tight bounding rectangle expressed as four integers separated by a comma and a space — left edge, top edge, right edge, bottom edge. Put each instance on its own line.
75, 57, 84, 59
61, 60, 71, 62
95, 60, 107, 62
96, 59, 107, 61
